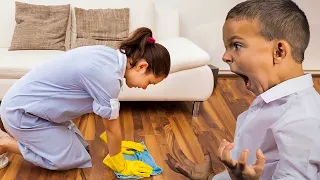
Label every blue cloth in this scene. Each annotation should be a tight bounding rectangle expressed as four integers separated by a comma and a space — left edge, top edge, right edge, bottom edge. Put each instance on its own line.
114, 142, 163, 179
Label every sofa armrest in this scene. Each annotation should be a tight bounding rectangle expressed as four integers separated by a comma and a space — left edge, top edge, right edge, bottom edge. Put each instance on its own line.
154, 8, 179, 41
158, 37, 210, 73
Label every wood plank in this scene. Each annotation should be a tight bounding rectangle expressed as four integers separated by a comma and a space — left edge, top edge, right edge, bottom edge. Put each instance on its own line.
145, 135, 165, 180
122, 104, 134, 141
218, 79, 248, 118
38, 169, 51, 180
65, 169, 78, 180
2, 155, 24, 180
147, 105, 184, 180
15, 160, 32, 180
172, 109, 204, 163
26, 167, 42, 180
78, 114, 88, 137
85, 113, 95, 140
208, 90, 236, 138
141, 107, 154, 136
0, 154, 14, 179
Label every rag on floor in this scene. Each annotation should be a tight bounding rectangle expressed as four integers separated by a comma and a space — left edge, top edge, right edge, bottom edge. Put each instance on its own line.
114, 141, 162, 179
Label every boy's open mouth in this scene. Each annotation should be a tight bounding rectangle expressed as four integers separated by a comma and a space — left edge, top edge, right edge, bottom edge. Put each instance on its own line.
235, 72, 251, 89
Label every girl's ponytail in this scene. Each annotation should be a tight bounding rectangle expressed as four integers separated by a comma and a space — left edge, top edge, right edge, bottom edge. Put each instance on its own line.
119, 27, 170, 78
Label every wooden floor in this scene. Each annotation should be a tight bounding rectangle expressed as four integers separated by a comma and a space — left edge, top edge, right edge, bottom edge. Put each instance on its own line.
1, 76, 320, 180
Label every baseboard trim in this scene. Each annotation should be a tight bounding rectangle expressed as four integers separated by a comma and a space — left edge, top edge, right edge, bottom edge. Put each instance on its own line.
218, 69, 320, 75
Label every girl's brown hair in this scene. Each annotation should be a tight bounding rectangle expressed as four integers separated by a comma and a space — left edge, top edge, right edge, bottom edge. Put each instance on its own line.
119, 27, 171, 78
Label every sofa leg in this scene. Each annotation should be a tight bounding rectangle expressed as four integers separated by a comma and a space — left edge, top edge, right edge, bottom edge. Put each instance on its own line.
208, 65, 219, 89
192, 101, 201, 117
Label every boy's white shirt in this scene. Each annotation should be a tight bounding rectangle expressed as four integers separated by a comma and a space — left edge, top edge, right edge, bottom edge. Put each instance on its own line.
213, 74, 320, 180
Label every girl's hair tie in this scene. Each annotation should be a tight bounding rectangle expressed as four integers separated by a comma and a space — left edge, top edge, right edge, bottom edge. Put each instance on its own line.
147, 37, 156, 44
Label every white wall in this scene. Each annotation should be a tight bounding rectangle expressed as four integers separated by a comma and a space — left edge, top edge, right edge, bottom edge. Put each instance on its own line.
296, 0, 320, 74
154, 0, 320, 74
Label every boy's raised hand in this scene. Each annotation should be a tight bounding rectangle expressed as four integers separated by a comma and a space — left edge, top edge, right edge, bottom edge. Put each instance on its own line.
218, 139, 266, 180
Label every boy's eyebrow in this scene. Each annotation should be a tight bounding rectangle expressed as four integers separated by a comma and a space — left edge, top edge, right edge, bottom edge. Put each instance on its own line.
228, 35, 243, 42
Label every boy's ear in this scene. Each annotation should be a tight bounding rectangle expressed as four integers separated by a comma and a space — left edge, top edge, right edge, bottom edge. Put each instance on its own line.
136, 61, 149, 73
273, 40, 289, 64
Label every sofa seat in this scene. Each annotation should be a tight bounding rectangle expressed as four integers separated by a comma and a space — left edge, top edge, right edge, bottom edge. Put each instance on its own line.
0, 48, 63, 79
119, 65, 213, 101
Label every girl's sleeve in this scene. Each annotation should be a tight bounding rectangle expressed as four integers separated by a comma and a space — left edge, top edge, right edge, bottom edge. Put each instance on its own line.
78, 65, 121, 120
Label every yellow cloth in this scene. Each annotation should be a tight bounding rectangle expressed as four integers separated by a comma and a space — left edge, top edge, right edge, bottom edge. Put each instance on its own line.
103, 151, 153, 177
100, 131, 145, 155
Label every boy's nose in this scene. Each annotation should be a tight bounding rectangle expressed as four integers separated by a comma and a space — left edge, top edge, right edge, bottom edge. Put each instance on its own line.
222, 52, 233, 64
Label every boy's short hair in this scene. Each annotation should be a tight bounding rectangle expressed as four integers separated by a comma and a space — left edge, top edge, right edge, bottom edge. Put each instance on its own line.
226, 0, 310, 63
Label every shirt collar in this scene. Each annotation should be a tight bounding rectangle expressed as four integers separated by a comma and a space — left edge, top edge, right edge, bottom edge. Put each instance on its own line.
260, 74, 314, 103
117, 49, 127, 86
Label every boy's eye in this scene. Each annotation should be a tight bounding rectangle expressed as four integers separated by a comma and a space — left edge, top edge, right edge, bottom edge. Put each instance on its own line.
233, 42, 242, 50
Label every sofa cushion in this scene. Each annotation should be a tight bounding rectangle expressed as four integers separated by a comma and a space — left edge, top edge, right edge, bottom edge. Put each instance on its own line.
72, 7, 129, 49
0, 48, 64, 79
69, 0, 155, 48
0, 0, 157, 48
158, 37, 210, 73
8, 2, 70, 51
73, 39, 121, 49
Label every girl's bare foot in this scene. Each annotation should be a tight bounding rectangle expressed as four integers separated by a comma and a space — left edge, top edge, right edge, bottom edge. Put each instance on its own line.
0, 153, 8, 169
0, 130, 9, 169
0, 129, 20, 155
0, 129, 9, 154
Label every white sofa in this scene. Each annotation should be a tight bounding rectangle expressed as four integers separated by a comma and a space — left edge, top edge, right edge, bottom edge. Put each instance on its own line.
0, 0, 215, 116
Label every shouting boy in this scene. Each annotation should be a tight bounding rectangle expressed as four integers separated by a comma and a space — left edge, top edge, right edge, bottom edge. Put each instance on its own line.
166, 0, 320, 179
